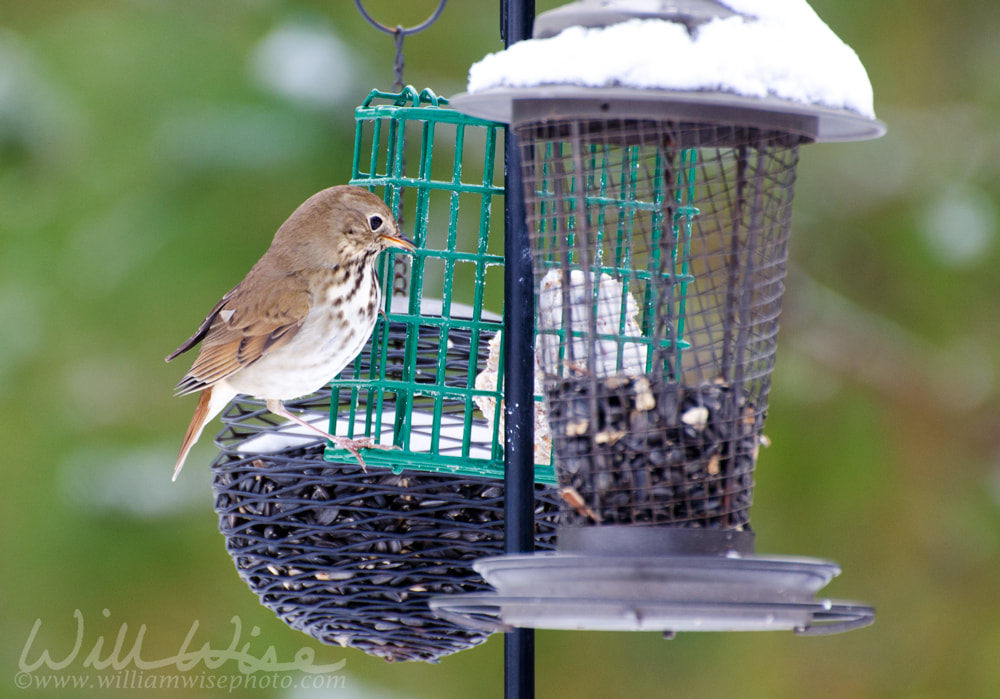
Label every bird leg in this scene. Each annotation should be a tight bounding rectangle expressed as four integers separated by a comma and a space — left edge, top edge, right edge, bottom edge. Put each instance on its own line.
265, 398, 397, 470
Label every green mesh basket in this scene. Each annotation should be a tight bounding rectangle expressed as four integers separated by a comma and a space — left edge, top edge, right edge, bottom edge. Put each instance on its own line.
533, 141, 697, 379
325, 87, 555, 484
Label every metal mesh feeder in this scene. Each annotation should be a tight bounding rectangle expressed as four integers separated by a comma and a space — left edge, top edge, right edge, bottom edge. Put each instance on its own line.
210, 88, 559, 661
434, 0, 885, 635
526, 120, 795, 531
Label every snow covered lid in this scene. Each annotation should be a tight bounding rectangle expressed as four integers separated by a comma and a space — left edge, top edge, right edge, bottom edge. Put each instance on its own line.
451, 0, 885, 142
532, 0, 741, 38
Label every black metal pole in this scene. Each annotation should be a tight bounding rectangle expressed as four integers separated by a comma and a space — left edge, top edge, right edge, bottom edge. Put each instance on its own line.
502, 1, 535, 698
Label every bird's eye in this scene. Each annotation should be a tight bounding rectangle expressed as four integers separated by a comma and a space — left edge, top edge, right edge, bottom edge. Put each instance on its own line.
368, 215, 383, 231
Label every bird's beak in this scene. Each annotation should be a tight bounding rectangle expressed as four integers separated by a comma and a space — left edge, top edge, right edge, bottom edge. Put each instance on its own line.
381, 232, 416, 252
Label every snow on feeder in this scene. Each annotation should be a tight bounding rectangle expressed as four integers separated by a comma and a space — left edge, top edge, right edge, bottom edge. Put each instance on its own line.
211, 87, 560, 662
432, 0, 884, 634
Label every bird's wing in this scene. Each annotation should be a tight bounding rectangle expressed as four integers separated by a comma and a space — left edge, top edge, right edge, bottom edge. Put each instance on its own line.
171, 275, 313, 396
165, 284, 239, 363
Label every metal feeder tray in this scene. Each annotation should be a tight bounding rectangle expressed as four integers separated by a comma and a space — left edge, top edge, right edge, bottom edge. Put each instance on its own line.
430, 527, 874, 636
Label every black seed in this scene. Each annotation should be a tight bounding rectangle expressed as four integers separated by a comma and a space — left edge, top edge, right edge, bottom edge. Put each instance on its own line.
547, 376, 760, 529
210, 392, 561, 663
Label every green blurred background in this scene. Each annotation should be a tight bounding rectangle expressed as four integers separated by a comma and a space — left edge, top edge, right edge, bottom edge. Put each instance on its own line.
3, 1, 999, 697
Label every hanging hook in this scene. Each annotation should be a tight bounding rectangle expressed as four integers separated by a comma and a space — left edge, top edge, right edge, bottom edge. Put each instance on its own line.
355, 0, 447, 91
354, 0, 447, 37
392, 26, 406, 92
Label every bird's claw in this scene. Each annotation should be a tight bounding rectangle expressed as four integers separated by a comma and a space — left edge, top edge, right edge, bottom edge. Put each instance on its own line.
328, 436, 400, 472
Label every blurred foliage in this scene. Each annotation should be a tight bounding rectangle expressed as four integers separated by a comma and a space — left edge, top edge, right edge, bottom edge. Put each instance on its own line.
2, 1, 999, 697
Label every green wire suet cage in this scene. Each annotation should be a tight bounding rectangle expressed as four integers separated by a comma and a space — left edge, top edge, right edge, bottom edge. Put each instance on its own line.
210, 88, 561, 662
329, 86, 555, 483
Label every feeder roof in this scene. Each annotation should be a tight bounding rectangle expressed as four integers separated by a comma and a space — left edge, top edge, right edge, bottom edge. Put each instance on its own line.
457, 0, 883, 141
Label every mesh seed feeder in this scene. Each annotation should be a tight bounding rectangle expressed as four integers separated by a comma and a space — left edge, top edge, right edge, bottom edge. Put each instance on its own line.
211, 87, 559, 662
432, 0, 885, 634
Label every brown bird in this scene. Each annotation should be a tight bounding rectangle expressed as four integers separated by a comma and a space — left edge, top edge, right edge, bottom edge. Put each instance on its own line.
166, 185, 414, 480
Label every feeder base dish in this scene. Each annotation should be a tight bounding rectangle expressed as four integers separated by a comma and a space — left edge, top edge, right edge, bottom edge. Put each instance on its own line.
430, 552, 873, 635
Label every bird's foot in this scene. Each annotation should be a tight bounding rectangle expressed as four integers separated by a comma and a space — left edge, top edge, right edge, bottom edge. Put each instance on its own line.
327, 436, 400, 471
264, 399, 400, 471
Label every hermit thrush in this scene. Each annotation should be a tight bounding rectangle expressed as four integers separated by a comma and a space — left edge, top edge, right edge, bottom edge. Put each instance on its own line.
166, 185, 414, 480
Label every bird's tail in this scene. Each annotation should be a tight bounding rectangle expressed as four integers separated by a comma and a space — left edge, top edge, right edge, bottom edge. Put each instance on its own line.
173, 385, 234, 481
